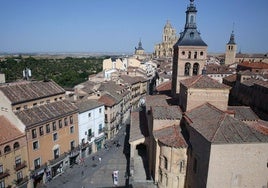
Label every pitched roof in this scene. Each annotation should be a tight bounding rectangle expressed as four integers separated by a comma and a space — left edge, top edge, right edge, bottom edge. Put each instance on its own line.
185, 103, 268, 144
249, 120, 268, 135
75, 99, 104, 113
98, 93, 117, 107
222, 74, 237, 83
129, 111, 149, 142
0, 116, 24, 144
175, 29, 207, 47
238, 61, 268, 69
0, 80, 65, 104
152, 106, 182, 120
180, 75, 230, 89
145, 95, 170, 109
15, 100, 78, 128
156, 81, 172, 92
154, 125, 187, 148
228, 106, 259, 121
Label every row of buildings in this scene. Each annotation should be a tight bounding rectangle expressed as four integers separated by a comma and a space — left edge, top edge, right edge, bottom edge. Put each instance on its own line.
0, 66, 148, 188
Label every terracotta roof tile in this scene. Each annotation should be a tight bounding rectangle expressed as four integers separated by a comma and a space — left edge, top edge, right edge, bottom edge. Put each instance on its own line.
156, 81, 171, 92
249, 120, 268, 135
75, 99, 104, 113
152, 106, 182, 120
0, 80, 65, 104
154, 125, 187, 148
228, 106, 259, 121
129, 110, 149, 142
15, 100, 78, 128
98, 93, 117, 107
238, 61, 268, 69
185, 103, 268, 143
0, 116, 24, 144
180, 75, 230, 89
223, 74, 237, 83
145, 95, 170, 108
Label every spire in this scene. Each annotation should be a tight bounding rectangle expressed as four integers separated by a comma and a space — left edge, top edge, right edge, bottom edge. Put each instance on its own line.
185, 0, 197, 29
227, 24, 236, 45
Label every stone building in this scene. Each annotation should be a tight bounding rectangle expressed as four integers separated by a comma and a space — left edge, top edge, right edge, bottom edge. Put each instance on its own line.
183, 103, 268, 188
154, 21, 179, 58
0, 116, 29, 188
179, 75, 230, 112
171, 0, 208, 97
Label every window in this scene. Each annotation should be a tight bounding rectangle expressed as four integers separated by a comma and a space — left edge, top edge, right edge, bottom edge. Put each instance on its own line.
32, 129, 37, 139
99, 108, 102, 113
88, 113, 91, 118
33, 103, 37, 107
190, 32, 194, 38
0, 164, 3, 173
70, 141, 75, 150
53, 148, 59, 159
194, 51, 197, 59
17, 171, 23, 181
46, 99, 50, 104
14, 142, 20, 150
70, 126, 74, 134
184, 63, 191, 76
70, 116, 73, 124
34, 158, 41, 169
23, 105, 28, 110
179, 160, 185, 173
15, 156, 21, 167
4, 145, 11, 153
188, 51, 191, 59
33, 141, 39, 150
39, 126, 44, 136
52, 122, 57, 130
54, 98, 58, 101
0, 179, 5, 188
58, 120, 62, 128
46, 124, 50, 133
200, 51, 203, 56
16, 107, 21, 111
164, 157, 168, 170
53, 133, 58, 141
98, 124, 103, 134
64, 118, 68, 126
182, 51, 185, 55
193, 63, 199, 76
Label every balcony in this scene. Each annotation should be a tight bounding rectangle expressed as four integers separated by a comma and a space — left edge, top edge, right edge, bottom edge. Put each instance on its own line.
0, 169, 10, 179
15, 176, 29, 186
14, 161, 27, 171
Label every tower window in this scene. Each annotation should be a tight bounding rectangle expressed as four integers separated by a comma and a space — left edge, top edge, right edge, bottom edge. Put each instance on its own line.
190, 32, 194, 38
182, 51, 185, 55
200, 51, 204, 56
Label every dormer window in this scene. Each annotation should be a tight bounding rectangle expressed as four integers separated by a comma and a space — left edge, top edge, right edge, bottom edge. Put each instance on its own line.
190, 32, 194, 38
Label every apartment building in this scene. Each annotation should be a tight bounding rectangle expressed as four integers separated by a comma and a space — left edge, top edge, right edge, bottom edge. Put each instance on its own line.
0, 116, 28, 188
75, 99, 105, 156
0, 80, 79, 187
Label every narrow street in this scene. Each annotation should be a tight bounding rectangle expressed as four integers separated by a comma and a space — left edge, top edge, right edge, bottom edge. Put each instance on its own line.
43, 124, 130, 188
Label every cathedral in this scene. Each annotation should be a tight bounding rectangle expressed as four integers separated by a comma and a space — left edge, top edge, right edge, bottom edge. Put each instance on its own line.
154, 21, 178, 58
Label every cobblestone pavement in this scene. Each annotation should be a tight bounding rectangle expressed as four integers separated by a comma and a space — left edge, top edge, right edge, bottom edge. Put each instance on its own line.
42, 125, 129, 188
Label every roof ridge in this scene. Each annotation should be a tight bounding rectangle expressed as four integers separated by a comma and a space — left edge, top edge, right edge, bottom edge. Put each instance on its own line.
188, 75, 202, 87
211, 113, 227, 142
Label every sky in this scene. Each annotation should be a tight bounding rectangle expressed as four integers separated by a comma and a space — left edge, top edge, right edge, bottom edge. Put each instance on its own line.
0, 0, 268, 54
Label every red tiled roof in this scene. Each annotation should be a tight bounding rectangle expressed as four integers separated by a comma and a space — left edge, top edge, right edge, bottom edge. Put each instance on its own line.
156, 81, 171, 92
0, 80, 65, 105
180, 75, 230, 89
185, 103, 268, 143
223, 74, 237, 83
249, 120, 268, 135
0, 116, 24, 144
154, 125, 187, 148
238, 61, 268, 69
98, 93, 117, 107
145, 95, 170, 108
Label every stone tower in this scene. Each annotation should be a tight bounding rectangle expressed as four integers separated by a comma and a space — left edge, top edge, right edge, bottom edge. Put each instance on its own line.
154, 21, 178, 58
171, 0, 208, 97
225, 30, 237, 65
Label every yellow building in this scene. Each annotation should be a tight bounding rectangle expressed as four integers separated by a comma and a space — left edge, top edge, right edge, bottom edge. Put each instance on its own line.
0, 116, 29, 188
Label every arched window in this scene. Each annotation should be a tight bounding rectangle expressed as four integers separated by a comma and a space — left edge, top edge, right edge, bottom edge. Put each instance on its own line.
194, 51, 197, 59
4, 145, 11, 153
190, 15, 194, 23
14, 142, 20, 150
184, 63, 191, 76
200, 51, 204, 56
164, 156, 168, 170
182, 51, 185, 55
188, 51, 191, 59
193, 63, 199, 75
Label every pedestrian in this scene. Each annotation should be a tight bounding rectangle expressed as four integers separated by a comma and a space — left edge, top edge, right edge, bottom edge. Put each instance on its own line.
81, 170, 84, 177
98, 157, 102, 163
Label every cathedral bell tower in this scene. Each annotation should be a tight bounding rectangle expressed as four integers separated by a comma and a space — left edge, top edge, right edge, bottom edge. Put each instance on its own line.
225, 30, 237, 65
172, 0, 208, 98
